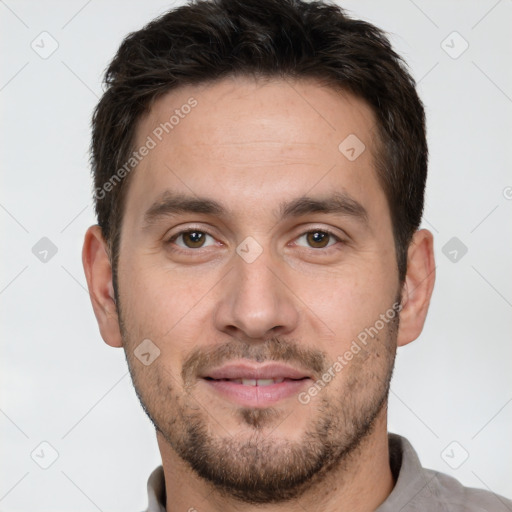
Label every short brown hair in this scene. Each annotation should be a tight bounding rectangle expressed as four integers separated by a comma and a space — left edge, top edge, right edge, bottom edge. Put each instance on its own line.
90, 0, 428, 285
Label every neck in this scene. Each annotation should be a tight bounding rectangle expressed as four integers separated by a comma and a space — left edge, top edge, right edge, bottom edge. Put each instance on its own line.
158, 410, 394, 512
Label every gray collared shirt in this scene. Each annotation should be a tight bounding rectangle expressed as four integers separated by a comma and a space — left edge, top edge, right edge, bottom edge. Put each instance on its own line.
145, 433, 512, 511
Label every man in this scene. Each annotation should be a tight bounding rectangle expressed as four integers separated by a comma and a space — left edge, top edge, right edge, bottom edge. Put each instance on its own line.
82, 0, 511, 510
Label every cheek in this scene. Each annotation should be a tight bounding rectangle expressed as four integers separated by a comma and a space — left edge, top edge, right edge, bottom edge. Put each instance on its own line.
293, 257, 397, 346
117, 254, 221, 353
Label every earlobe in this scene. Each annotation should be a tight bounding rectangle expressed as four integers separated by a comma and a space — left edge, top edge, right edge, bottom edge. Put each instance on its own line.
82, 225, 123, 348
397, 229, 436, 347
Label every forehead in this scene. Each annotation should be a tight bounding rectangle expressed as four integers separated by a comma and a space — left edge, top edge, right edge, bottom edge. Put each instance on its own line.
125, 76, 387, 227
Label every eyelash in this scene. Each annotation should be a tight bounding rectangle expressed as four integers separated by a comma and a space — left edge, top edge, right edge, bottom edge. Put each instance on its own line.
165, 226, 344, 254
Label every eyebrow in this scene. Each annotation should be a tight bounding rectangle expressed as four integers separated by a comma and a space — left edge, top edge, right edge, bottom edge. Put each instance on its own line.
279, 193, 368, 225
143, 191, 369, 228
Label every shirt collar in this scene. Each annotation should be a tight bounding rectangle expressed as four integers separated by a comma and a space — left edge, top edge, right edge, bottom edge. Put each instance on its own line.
146, 465, 166, 512
375, 433, 433, 511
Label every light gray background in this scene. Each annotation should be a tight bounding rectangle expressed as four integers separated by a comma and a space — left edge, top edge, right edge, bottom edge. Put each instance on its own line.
1, 0, 511, 510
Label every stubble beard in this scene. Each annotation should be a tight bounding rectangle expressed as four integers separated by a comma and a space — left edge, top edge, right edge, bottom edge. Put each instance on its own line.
121, 313, 398, 504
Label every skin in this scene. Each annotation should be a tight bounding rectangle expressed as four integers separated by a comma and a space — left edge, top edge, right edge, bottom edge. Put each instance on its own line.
83, 76, 435, 512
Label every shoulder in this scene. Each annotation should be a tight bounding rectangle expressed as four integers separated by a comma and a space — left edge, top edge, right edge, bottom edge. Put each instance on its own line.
421, 467, 512, 512
378, 434, 512, 512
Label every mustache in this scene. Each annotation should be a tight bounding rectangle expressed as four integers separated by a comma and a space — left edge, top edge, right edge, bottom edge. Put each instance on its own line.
181, 337, 328, 386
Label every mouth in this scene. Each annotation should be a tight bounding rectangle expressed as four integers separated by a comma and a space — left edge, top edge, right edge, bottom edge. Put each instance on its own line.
205, 377, 295, 386
199, 361, 313, 407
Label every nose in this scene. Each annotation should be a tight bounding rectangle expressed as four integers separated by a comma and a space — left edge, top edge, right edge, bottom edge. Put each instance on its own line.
213, 248, 300, 340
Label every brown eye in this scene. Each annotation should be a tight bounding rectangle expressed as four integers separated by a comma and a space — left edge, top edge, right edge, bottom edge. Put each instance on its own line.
173, 230, 214, 249
306, 231, 331, 248
295, 230, 339, 250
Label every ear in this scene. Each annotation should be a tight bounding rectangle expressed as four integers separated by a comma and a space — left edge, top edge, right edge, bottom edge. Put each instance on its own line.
397, 229, 436, 347
82, 225, 123, 348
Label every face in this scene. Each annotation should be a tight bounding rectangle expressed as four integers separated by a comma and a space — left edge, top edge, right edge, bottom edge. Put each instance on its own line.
116, 77, 402, 502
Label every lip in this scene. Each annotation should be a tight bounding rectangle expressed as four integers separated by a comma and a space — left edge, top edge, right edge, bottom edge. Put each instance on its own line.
202, 361, 312, 381
200, 361, 313, 407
